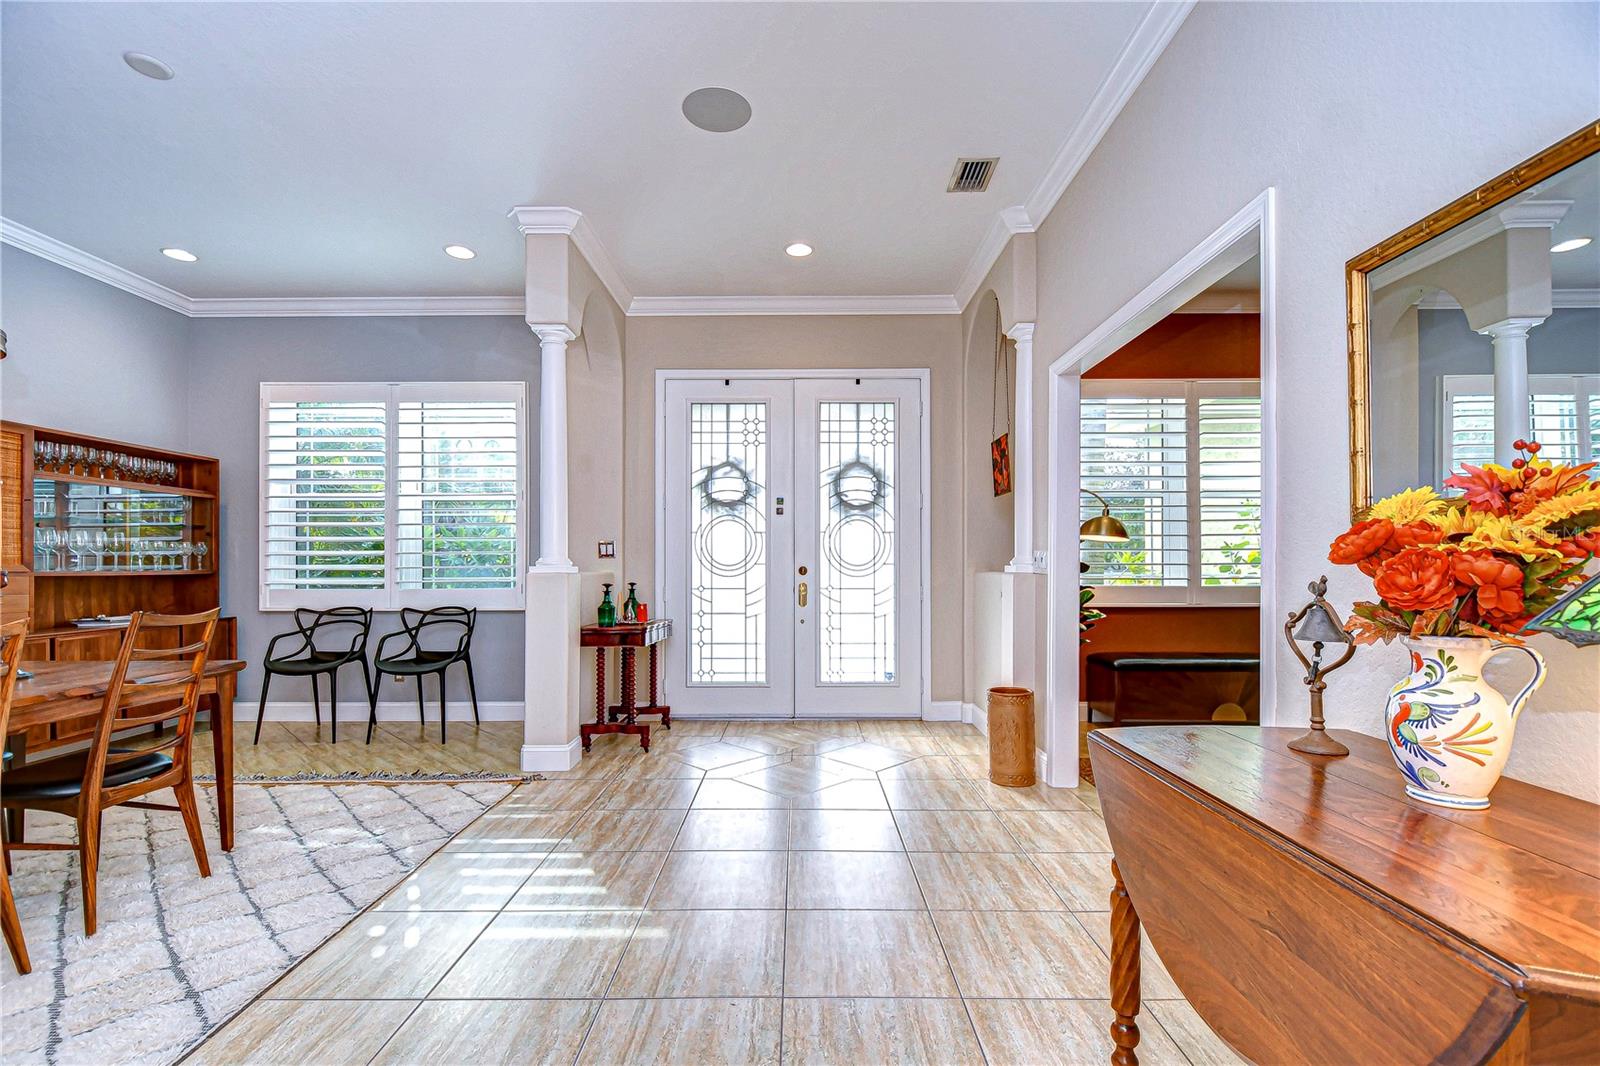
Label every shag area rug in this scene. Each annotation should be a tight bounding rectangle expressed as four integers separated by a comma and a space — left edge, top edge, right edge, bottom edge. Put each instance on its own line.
0, 780, 512, 1066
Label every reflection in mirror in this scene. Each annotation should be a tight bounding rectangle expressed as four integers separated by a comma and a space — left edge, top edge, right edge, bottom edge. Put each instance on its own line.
1364, 151, 1599, 502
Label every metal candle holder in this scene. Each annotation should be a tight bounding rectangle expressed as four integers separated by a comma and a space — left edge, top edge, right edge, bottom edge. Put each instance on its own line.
1284, 576, 1356, 757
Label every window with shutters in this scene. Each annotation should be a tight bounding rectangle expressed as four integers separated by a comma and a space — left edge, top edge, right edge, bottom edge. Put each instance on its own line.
1441, 375, 1599, 476
260, 382, 526, 610
1081, 379, 1260, 606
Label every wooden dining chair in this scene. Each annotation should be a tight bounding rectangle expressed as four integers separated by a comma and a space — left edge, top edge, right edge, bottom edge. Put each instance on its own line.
0, 617, 32, 973
1, 609, 219, 936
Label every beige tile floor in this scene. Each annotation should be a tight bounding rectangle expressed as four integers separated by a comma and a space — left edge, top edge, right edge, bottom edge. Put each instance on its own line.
190, 720, 1244, 1066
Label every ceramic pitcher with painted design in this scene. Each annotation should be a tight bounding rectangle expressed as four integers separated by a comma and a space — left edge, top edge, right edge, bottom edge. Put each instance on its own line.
1385, 636, 1546, 810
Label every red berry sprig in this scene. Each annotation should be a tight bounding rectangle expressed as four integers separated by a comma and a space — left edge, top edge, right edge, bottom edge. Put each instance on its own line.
1510, 438, 1542, 470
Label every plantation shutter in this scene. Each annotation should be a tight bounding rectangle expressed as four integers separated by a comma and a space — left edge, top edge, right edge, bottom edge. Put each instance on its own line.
1442, 375, 1599, 475
1079, 388, 1189, 591
1197, 391, 1263, 589
261, 381, 526, 610
396, 390, 521, 592
262, 390, 388, 599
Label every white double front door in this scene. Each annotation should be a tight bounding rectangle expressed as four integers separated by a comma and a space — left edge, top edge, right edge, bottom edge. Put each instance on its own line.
660, 374, 924, 719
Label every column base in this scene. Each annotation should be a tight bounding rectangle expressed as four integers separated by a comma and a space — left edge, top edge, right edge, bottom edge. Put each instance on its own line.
521, 739, 582, 773
525, 568, 584, 765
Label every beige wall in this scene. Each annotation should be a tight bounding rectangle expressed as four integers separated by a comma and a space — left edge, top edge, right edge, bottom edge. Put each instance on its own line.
959, 292, 1016, 705
620, 314, 966, 703
1019, 1, 1598, 798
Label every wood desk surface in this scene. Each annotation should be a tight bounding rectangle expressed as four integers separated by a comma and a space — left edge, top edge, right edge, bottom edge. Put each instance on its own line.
1090, 725, 1600, 1065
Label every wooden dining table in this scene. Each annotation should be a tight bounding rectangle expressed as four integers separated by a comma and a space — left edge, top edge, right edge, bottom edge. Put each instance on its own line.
7, 659, 245, 850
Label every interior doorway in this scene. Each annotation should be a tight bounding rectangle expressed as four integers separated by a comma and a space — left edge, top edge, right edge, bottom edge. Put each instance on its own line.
657, 371, 928, 719
1044, 190, 1280, 786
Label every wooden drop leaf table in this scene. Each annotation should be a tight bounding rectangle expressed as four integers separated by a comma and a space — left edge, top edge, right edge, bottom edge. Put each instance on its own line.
580, 620, 671, 753
1089, 725, 1600, 1066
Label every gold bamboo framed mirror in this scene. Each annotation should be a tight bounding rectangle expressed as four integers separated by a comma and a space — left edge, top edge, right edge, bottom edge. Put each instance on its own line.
1347, 120, 1600, 517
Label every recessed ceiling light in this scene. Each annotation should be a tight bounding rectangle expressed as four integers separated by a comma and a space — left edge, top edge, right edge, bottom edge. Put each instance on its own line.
160, 248, 197, 262
123, 52, 175, 80
1552, 237, 1593, 253
444, 245, 477, 260
785, 242, 813, 258
682, 87, 751, 133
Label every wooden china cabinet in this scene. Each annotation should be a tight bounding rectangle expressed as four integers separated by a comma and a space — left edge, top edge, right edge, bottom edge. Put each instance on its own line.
0, 421, 235, 750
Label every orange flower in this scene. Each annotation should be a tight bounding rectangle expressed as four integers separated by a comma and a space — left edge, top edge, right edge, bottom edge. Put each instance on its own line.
1559, 530, 1600, 558
1450, 552, 1525, 620
1373, 549, 1459, 613
1390, 522, 1444, 551
1444, 464, 1515, 515
1329, 519, 1395, 576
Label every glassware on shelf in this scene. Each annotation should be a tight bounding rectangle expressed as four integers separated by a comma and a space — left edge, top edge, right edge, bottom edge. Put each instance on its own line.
193, 541, 209, 572
89, 531, 108, 571
110, 531, 128, 570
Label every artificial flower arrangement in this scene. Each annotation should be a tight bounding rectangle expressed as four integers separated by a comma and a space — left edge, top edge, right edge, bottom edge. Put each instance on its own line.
1328, 440, 1600, 644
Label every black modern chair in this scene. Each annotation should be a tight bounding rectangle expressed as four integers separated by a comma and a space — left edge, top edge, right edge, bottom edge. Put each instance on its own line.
255, 607, 374, 745
368, 607, 479, 744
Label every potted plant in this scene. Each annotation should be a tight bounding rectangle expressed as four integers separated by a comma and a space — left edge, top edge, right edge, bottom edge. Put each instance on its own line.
1326, 440, 1599, 809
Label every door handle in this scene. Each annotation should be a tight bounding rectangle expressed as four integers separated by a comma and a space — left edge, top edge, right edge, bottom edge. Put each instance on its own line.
797, 581, 808, 607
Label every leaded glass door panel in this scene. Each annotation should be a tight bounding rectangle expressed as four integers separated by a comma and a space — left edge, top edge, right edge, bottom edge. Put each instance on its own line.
792, 378, 923, 718
661, 375, 923, 719
662, 379, 796, 717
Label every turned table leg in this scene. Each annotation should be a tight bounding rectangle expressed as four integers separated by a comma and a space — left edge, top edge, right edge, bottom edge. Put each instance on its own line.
1110, 858, 1142, 1066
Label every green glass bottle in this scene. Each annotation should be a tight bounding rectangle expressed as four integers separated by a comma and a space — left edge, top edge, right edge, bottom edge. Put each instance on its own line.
597, 583, 617, 627
622, 582, 641, 623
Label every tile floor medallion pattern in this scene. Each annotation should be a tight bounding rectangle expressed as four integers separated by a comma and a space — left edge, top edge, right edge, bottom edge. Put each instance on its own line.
0, 781, 510, 1066
189, 721, 1245, 1065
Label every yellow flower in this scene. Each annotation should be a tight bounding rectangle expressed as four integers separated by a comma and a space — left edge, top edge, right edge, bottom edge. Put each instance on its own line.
1426, 505, 1489, 538
1519, 484, 1600, 531
1459, 515, 1564, 560
1369, 486, 1447, 525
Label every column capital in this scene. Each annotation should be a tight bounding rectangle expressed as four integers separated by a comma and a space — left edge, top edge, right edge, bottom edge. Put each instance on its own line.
1475, 316, 1545, 341
530, 324, 577, 345
1005, 322, 1036, 344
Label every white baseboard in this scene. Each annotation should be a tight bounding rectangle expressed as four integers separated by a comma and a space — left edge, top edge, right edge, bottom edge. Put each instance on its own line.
240, 700, 524, 723
923, 700, 963, 722
962, 702, 989, 734
1036, 748, 1049, 783
522, 739, 581, 772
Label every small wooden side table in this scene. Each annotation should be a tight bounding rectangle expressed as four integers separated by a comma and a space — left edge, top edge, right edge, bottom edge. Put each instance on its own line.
579, 620, 672, 753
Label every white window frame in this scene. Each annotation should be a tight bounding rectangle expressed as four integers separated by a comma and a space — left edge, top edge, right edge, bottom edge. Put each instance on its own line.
1082, 378, 1261, 608
1440, 374, 1600, 476
259, 381, 527, 611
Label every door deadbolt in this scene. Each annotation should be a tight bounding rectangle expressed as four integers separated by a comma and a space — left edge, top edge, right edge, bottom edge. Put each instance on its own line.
797, 565, 808, 576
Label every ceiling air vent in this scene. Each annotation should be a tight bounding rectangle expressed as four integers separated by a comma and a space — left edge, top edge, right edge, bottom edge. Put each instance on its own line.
947, 157, 998, 193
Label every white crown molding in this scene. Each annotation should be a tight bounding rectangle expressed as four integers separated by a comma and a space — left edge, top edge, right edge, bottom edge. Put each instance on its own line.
1023, 2, 1194, 225
626, 294, 961, 316
953, 1, 1194, 311
1, 216, 191, 314
187, 295, 522, 317
1415, 287, 1599, 311
953, 207, 1037, 310
509, 204, 634, 311
1174, 289, 1261, 314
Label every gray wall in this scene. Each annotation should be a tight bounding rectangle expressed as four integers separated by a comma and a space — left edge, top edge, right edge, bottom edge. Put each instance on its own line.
185, 315, 537, 705
1, 244, 539, 707
0, 244, 191, 450
1417, 306, 1600, 476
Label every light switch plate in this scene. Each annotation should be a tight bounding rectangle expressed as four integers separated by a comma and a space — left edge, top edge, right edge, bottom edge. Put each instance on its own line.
598, 540, 616, 558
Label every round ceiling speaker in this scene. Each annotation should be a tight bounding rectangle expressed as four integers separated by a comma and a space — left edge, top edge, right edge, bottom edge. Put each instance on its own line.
682, 87, 751, 133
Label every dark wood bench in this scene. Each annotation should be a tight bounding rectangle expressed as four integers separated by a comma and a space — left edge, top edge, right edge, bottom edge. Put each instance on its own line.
1086, 651, 1260, 725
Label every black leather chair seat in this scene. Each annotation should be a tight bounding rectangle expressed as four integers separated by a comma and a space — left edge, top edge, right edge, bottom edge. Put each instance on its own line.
374, 649, 461, 675
264, 649, 361, 675
1, 749, 174, 802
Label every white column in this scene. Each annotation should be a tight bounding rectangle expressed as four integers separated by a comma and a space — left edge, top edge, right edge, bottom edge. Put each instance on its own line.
1476, 317, 1545, 465
532, 324, 578, 572
1004, 322, 1038, 573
